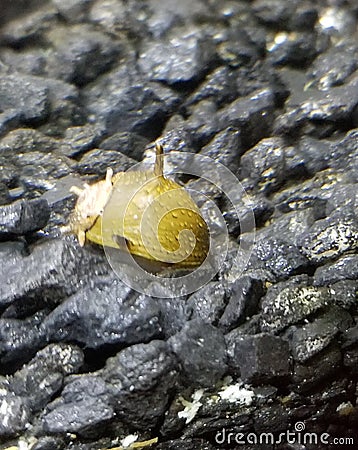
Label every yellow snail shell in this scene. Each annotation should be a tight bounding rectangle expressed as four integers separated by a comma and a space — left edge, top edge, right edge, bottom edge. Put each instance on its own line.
68, 144, 209, 268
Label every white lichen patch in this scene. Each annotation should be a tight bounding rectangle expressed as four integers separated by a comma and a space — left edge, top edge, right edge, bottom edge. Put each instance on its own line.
218, 383, 255, 406
261, 285, 329, 332
178, 389, 204, 424
120, 434, 139, 448
302, 221, 358, 262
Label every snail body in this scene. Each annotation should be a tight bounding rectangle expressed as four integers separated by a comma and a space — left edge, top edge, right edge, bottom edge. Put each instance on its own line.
68, 144, 209, 268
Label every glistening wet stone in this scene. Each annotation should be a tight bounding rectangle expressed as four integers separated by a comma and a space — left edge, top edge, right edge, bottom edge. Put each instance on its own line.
0, 0, 358, 448
42, 340, 178, 435
41, 281, 162, 348
233, 333, 290, 383
0, 239, 109, 312
0, 198, 50, 237
168, 319, 227, 387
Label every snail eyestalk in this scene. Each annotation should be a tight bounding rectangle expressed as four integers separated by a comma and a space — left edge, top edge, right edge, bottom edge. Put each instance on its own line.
154, 142, 164, 177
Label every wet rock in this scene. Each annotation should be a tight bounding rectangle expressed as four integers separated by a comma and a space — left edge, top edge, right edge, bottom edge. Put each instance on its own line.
0, 73, 49, 126
342, 324, 358, 371
199, 126, 242, 171
0, 109, 20, 137
103, 340, 178, 428
258, 209, 319, 249
99, 131, 149, 161
155, 296, 189, 339
138, 28, 217, 85
307, 40, 358, 90
0, 198, 50, 237
216, 26, 262, 69
276, 72, 358, 136
0, 239, 109, 313
85, 78, 171, 139
218, 276, 263, 332
291, 344, 342, 393
325, 183, 358, 217
187, 282, 226, 325
42, 340, 177, 434
249, 237, 309, 280
233, 62, 289, 104
38, 77, 83, 134
219, 88, 275, 149
260, 277, 330, 333
1, 5, 57, 45
232, 333, 290, 383
253, 0, 318, 31
145, 0, 214, 38
268, 31, 328, 67
284, 306, 353, 362
0, 310, 47, 366
4, 149, 72, 196
186, 66, 238, 107
175, 99, 220, 147
41, 375, 114, 435
314, 254, 358, 287
51, 0, 93, 23
1, 48, 47, 77
31, 436, 64, 450
239, 137, 307, 194
0, 393, 31, 437
61, 124, 106, 158
0, 182, 9, 205
225, 317, 262, 366
9, 343, 84, 411
223, 195, 274, 238
42, 281, 162, 348
169, 319, 227, 387
330, 129, 358, 182
89, 0, 149, 36
272, 187, 328, 218
298, 215, 358, 263
45, 24, 119, 86
328, 280, 358, 310
0, 128, 65, 155
74, 148, 136, 178
253, 404, 289, 435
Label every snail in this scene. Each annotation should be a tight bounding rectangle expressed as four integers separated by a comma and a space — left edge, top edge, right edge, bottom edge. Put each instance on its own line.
67, 144, 209, 268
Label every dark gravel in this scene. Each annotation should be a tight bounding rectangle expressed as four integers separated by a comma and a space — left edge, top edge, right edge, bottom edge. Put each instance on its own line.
0, 1, 357, 449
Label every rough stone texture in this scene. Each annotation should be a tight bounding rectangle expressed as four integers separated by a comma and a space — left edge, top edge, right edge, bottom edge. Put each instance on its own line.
232, 333, 290, 383
249, 237, 310, 280
187, 281, 226, 326
260, 277, 331, 333
41, 281, 162, 349
42, 340, 178, 435
169, 319, 227, 387
0, 239, 109, 312
283, 306, 353, 362
0, 198, 50, 237
0, 73, 50, 127
138, 29, 217, 85
314, 254, 358, 286
218, 276, 263, 332
298, 215, 358, 263
219, 88, 275, 149
0, 0, 358, 448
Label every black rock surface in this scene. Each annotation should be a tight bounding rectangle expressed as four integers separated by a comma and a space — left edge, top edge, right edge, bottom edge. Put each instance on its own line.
0, 0, 357, 449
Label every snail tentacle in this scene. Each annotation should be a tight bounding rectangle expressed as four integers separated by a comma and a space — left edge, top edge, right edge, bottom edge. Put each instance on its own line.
154, 143, 164, 177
